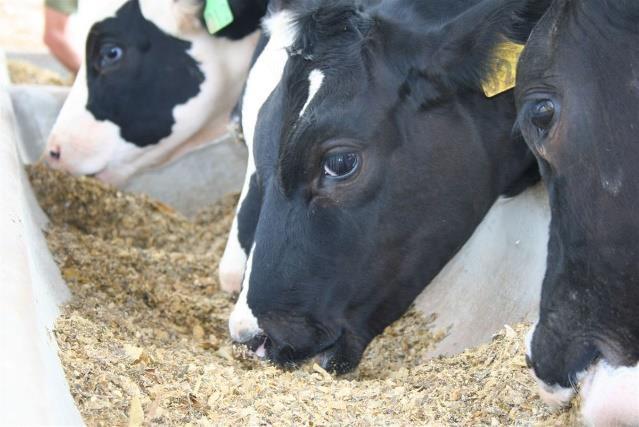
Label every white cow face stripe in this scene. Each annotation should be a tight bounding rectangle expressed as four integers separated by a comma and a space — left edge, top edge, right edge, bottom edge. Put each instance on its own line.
242, 10, 298, 152
219, 10, 297, 293
228, 244, 262, 343
299, 69, 325, 117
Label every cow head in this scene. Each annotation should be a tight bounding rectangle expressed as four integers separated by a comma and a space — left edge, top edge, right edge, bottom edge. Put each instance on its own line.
45, 0, 264, 185
517, 0, 639, 421
222, 0, 548, 373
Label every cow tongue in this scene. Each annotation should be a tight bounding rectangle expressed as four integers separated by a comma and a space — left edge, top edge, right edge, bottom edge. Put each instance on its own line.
248, 335, 268, 359
254, 340, 267, 358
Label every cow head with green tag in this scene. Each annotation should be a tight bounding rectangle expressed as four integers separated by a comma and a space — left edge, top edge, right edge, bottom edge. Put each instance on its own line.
46, 0, 267, 185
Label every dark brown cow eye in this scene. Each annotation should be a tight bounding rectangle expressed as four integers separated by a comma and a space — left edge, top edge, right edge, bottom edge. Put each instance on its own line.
323, 152, 359, 178
531, 99, 555, 130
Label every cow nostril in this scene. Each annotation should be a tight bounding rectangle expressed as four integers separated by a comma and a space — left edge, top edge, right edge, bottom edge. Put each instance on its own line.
49, 147, 61, 160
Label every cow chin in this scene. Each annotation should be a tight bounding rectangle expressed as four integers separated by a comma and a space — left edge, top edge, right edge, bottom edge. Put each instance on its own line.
93, 166, 132, 187
315, 332, 368, 375
45, 125, 117, 177
257, 318, 368, 375
45, 133, 142, 186
255, 317, 359, 373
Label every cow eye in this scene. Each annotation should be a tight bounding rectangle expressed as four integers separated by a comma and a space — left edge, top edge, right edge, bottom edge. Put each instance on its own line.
98, 43, 124, 69
530, 99, 555, 130
323, 152, 359, 178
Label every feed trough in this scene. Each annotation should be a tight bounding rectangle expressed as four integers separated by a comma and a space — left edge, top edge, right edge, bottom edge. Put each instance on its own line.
2, 51, 580, 425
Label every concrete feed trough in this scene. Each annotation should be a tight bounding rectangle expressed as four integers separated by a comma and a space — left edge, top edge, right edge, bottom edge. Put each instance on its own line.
0, 51, 553, 424
0, 51, 247, 424
0, 59, 80, 425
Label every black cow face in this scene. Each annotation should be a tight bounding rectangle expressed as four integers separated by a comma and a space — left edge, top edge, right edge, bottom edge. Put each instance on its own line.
46, 0, 261, 185
226, 0, 547, 373
516, 0, 639, 420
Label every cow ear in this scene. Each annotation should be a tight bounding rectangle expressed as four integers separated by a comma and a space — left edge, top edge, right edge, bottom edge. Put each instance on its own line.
414, 0, 551, 100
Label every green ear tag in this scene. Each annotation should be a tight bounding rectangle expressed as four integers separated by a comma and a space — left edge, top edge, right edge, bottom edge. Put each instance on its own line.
204, 0, 234, 34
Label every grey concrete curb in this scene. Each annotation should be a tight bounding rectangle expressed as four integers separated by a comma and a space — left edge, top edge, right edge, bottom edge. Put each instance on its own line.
0, 48, 84, 425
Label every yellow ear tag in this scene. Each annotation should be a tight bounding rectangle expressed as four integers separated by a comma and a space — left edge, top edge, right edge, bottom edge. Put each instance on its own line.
481, 41, 525, 98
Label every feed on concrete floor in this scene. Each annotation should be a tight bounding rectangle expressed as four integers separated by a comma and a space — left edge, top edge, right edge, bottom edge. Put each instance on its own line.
28, 164, 580, 425
8, 59, 69, 86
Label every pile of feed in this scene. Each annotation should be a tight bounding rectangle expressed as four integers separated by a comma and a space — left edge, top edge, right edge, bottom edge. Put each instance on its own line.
28, 164, 580, 425
8, 59, 69, 85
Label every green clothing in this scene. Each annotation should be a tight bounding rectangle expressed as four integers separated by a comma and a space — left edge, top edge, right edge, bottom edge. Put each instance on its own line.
45, 0, 77, 15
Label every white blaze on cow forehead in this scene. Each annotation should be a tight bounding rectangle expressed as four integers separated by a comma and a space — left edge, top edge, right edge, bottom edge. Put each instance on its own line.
242, 10, 298, 150
299, 69, 325, 118
580, 360, 639, 426
219, 10, 298, 292
228, 244, 262, 343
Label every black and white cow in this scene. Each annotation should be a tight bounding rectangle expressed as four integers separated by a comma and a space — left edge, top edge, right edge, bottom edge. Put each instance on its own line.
517, 0, 639, 423
220, 0, 549, 373
45, 0, 267, 185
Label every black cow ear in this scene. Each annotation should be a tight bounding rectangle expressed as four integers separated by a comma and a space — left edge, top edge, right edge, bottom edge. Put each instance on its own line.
418, 0, 551, 98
